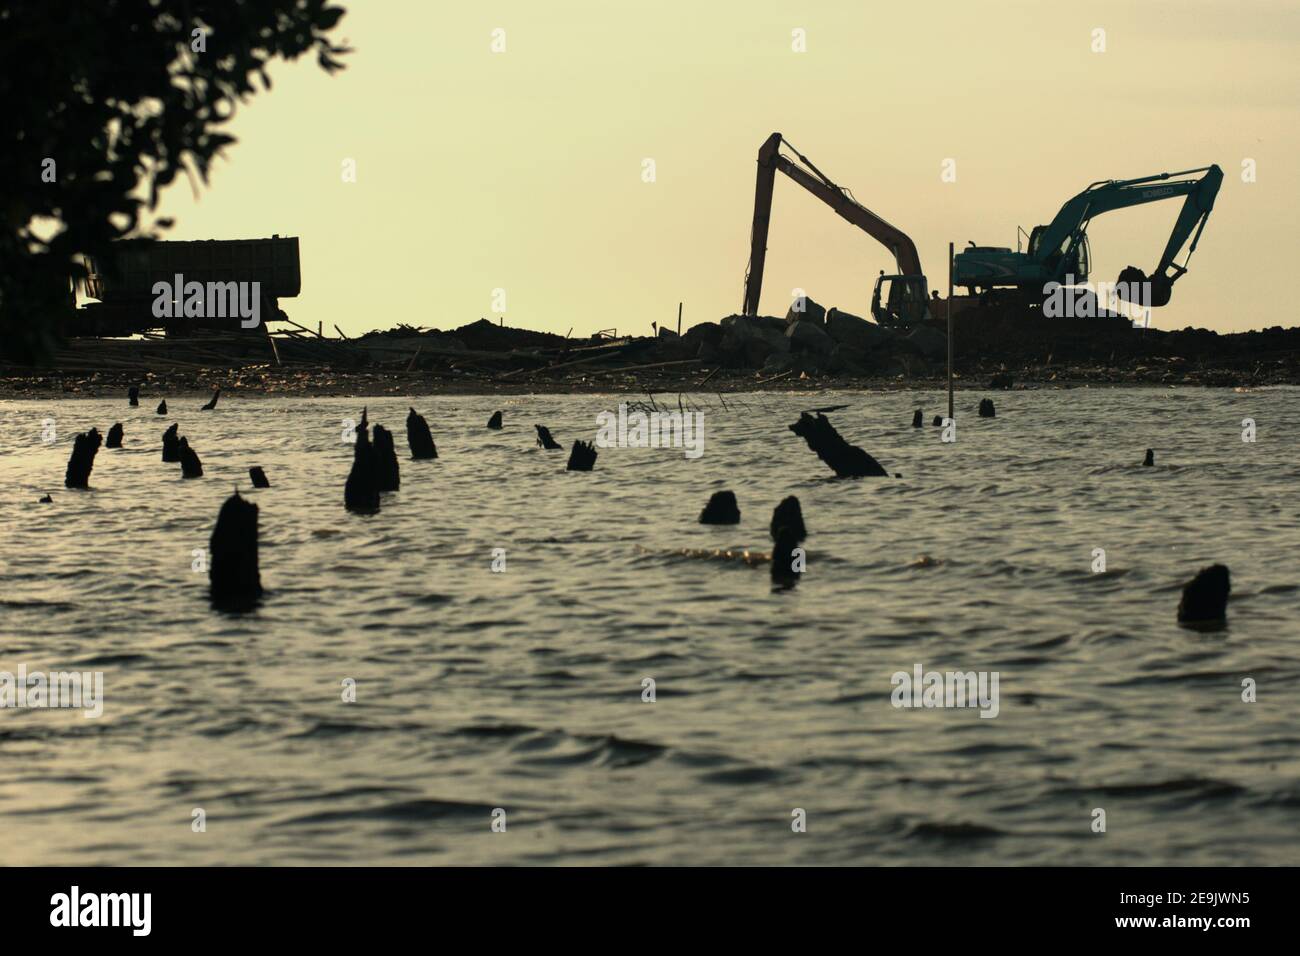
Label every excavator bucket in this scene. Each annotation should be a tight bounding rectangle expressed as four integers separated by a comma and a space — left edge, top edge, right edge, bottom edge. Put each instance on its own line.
1116, 266, 1173, 307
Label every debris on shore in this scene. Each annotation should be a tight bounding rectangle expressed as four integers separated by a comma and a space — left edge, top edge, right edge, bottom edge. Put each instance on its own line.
7, 314, 1300, 399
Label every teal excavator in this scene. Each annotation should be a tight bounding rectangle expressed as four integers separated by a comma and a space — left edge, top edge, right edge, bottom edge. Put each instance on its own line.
954, 165, 1223, 307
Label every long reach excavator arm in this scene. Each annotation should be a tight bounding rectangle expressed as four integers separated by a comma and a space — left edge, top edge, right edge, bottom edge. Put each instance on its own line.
742, 133, 930, 326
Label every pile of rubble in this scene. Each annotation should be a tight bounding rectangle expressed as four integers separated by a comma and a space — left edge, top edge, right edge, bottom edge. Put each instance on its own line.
664, 297, 947, 377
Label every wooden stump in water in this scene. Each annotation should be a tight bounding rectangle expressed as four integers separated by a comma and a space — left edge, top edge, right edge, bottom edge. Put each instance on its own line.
406, 408, 438, 460
788, 413, 887, 478
64, 428, 103, 488
566, 440, 597, 472
209, 492, 263, 609
373, 424, 401, 491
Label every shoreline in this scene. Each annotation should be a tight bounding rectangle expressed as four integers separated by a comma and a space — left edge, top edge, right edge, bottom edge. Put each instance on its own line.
9, 314, 1297, 399
1, 367, 1293, 400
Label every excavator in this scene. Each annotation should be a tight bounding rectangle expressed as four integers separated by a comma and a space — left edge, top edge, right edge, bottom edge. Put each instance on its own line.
953, 165, 1223, 308
742, 132, 932, 328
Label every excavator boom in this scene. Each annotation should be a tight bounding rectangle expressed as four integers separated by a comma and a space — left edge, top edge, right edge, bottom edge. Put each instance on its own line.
742, 133, 928, 324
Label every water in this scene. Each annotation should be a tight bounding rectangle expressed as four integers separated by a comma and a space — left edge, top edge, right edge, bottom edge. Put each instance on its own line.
0, 388, 1297, 865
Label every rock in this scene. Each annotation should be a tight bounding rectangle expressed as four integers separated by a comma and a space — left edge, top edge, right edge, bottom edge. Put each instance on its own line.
487, 411, 503, 430
989, 372, 1014, 390
761, 353, 793, 375
128, 386, 139, 407
106, 423, 124, 448
249, 466, 271, 488
406, 408, 437, 460
1143, 449, 1154, 467
786, 319, 834, 357
373, 424, 400, 491
1177, 564, 1230, 625
720, 315, 789, 368
64, 428, 102, 488
684, 321, 723, 362
784, 295, 826, 326
162, 423, 180, 462
699, 490, 740, 525
932, 416, 944, 426
209, 492, 262, 609
566, 440, 597, 472
978, 398, 996, 418
683, 321, 722, 347
827, 343, 869, 374
200, 388, 220, 410
535, 425, 562, 450
770, 496, 806, 542
39, 494, 53, 503
179, 437, 203, 478
912, 409, 923, 428
789, 413, 888, 478
825, 308, 892, 351
156, 400, 167, 415
906, 324, 948, 360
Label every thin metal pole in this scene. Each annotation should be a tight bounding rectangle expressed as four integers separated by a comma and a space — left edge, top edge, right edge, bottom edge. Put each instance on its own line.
947, 242, 954, 421
677, 301, 682, 337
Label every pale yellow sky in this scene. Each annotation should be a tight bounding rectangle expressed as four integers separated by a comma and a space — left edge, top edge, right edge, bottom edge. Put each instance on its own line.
149, 0, 1300, 336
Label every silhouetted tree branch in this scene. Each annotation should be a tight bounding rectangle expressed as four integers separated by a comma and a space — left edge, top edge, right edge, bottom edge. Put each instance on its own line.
0, 0, 350, 362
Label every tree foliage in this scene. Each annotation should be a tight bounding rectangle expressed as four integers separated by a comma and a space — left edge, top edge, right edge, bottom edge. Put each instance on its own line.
0, 0, 349, 362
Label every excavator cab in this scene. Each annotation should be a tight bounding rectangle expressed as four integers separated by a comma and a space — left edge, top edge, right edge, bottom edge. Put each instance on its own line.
871, 273, 930, 327
1028, 226, 1090, 283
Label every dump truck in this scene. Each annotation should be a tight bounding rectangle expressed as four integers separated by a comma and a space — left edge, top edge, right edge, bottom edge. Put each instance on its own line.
67, 236, 301, 336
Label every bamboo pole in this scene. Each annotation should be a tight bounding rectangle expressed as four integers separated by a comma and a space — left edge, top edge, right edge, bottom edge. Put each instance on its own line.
948, 241, 954, 422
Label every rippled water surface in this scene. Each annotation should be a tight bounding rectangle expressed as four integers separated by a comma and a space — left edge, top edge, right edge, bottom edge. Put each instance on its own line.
1, 388, 1297, 865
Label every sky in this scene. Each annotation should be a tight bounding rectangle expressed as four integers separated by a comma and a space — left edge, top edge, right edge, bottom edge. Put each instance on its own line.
145, 0, 1300, 337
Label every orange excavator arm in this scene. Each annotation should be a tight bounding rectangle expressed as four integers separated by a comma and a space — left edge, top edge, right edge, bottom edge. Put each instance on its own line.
742, 132, 924, 316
